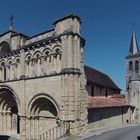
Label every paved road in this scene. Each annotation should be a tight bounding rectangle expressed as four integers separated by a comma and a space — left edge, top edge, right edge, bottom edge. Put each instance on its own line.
86, 125, 140, 140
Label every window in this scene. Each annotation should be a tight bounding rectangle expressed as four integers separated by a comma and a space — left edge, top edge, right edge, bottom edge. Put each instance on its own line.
129, 61, 133, 71
135, 61, 139, 72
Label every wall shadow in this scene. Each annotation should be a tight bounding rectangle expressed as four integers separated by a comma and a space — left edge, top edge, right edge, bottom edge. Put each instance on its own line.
88, 106, 129, 123
0, 135, 10, 140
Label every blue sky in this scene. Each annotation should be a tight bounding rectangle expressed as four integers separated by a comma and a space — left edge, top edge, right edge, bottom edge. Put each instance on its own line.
0, 0, 140, 90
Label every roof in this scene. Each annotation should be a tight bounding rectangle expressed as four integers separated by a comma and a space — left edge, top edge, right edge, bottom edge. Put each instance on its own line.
84, 65, 120, 90
129, 32, 139, 55
88, 95, 127, 108
53, 14, 81, 25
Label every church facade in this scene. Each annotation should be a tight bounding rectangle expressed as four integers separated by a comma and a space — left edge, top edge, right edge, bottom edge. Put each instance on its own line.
0, 15, 87, 140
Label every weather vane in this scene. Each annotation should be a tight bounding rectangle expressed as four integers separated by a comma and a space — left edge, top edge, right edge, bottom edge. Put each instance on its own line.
131, 23, 135, 31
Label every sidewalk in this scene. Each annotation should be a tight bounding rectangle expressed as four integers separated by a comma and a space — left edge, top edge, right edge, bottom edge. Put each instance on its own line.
59, 124, 139, 140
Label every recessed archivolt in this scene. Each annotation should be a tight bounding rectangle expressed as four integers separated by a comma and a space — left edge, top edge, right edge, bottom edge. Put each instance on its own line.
42, 48, 51, 56
7, 58, 13, 65
0, 59, 6, 67
25, 53, 33, 61
52, 45, 61, 54
33, 51, 41, 59
0, 85, 21, 113
28, 93, 59, 118
14, 56, 21, 63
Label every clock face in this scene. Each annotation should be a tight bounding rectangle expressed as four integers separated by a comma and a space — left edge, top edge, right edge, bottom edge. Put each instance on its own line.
0, 41, 11, 56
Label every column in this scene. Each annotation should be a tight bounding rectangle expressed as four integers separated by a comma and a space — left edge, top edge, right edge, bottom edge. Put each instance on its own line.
57, 54, 61, 73
0, 67, 2, 80
53, 54, 57, 73
20, 116, 26, 140
42, 57, 45, 75
0, 112, 2, 132
29, 61, 32, 77
51, 55, 53, 74
25, 62, 29, 77
3, 112, 6, 132
20, 49, 25, 78
6, 111, 12, 132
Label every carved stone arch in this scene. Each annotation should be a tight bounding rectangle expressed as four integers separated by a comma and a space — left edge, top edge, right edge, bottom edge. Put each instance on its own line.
0, 85, 21, 133
14, 56, 21, 64
52, 45, 61, 54
0, 41, 11, 56
7, 58, 13, 66
27, 93, 60, 139
0, 59, 6, 67
0, 59, 7, 80
42, 48, 51, 56
28, 93, 60, 117
25, 53, 33, 61
33, 51, 41, 59
0, 85, 21, 112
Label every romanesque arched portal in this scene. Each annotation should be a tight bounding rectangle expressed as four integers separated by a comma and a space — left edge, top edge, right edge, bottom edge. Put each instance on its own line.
0, 86, 20, 134
27, 94, 59, 139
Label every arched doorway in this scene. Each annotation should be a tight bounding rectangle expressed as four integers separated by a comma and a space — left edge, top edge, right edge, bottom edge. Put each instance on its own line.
0, 87, 20, 134
28, 94, 59, 139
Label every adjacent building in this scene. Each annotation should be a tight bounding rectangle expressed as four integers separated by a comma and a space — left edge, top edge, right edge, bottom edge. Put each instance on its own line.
85, 66, 132, 129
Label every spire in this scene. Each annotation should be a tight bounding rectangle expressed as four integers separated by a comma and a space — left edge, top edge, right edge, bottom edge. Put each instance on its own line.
9, 14, 15, 31
129, 32, 139, 55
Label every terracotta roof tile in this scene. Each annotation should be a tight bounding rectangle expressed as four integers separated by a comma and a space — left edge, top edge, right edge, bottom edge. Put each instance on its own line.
88, 95, 127, 108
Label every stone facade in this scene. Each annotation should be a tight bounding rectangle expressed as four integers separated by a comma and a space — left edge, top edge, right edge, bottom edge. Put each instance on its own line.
0, 15, 87, 140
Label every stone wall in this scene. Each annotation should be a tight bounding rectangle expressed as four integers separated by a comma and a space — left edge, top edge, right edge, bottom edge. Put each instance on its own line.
88, 106, 132, 130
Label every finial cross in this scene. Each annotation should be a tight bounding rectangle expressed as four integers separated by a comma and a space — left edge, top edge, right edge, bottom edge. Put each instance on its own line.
9, 14, 15, 27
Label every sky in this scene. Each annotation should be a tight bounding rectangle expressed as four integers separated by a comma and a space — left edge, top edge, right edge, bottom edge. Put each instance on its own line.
0, 0, 140, 91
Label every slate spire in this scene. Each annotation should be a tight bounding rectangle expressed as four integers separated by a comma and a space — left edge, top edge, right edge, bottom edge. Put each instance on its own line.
129, 32, 139, 55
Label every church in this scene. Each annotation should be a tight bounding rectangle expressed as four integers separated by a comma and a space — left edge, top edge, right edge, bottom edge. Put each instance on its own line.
0, 15, 87, 140
0, 14, 139, 140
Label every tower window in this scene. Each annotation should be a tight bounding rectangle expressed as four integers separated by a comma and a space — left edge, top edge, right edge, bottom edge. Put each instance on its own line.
129, 61, 133, 71
4, 67, 6, 81
135, 61, 139, 72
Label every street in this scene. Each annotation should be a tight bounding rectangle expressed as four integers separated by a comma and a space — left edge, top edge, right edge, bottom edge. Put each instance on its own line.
86, 125, 140, 140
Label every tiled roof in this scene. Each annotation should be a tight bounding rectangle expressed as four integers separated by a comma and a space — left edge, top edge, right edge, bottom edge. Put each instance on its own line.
88, 95, 127, 108
84, 65, 120, 90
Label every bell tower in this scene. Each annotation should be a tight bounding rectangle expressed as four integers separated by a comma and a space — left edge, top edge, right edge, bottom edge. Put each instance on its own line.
126, 32, 140, 122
